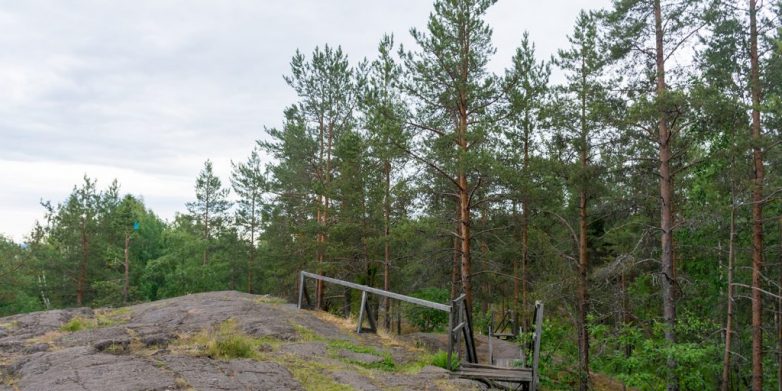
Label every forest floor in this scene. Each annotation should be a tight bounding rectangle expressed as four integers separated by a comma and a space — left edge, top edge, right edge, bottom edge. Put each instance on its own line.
0, 291, 484, 391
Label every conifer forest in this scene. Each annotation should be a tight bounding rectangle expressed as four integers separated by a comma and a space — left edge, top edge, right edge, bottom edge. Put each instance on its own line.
2, 0, 782, 389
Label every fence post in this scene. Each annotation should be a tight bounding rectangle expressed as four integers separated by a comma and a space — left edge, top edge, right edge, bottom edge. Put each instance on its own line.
357, 291, 368, 333
297, 271, 305, 309
531, 301, 544, 391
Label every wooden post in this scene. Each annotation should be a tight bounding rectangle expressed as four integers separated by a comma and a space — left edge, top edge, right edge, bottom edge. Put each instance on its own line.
357, 291, 368, 334
488, 325, 494, 365
364, 296, 377, 332
531, 301, 544, 391
297, 271, 305, 309
461, 302, 477, 364
396, 301, 402, 335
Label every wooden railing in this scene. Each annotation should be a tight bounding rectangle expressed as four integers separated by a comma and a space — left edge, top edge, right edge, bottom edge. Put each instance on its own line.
298, 271, 475, 369
297, 270, 543, 390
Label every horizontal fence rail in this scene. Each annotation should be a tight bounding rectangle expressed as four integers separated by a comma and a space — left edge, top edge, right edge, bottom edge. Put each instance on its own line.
298, 271, 451, 312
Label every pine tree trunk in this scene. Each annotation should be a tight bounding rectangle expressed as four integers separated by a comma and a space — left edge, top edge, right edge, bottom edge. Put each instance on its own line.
721, 201, 736, 391
123, 232, 130, 304
749, 1, 765, 388
457, 105, 472, 308
459, 170, 472, 308
520, 128, 530, 330
452, 202, 461, 301
480, 207, 489, 313
653, 1, 678, 389
383, 160, 391, 330
77, 217, 89, 306
316, 206, 324, 309
248, 220, 255, 294
513, 205, 520, 329
203, 197, 210, 266
621, 270, 631, 381
777, 216, 782, 391
576, 57, 590, 391
577, 179, 589, 390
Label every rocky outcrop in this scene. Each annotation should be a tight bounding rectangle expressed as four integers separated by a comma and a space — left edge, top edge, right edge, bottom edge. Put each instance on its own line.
0, 291, 481, 391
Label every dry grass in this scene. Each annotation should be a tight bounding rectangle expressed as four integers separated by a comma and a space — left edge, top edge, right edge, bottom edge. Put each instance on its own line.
253, 295, 287, 305
173, 319, 282, 361
26, 330, 64, 348
271, 353, 353, 391
60, 308, 131, 332
95, 308, 132, 326
174, 376, 194, 390
312, 311, 423, 354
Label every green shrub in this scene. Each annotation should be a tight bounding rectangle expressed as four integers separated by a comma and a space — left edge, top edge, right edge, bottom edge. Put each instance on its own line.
404, 288, 449, 332
430, 350, 459, 370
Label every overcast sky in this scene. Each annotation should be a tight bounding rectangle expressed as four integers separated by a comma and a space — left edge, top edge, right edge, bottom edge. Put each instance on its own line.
0, 0, 611, 242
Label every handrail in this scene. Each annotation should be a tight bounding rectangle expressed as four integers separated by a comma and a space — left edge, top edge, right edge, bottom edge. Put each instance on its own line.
299, 271, 451, 312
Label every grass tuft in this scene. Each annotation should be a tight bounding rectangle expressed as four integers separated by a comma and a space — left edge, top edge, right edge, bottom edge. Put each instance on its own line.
291, 323, 322, 342
60, 309, 131, 332
254, 295, 287, 305
276, 354, 353, 391
95, 308, 131, 327
429, 350, 459, 370
176, 318, 280, 360
327, 339, 396, 371
60, 316, 93, 332
195, 319, 256, 359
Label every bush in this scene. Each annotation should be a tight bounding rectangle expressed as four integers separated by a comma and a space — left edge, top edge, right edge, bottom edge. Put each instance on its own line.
404, 288, 449, 332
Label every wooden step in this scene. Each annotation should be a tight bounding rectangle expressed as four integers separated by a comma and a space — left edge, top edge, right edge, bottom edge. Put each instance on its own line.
454, 363, 533, 382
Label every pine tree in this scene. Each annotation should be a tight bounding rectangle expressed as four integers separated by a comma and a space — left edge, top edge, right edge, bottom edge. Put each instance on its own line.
186, 160, 231, 266
552, 10, 615, 389
607, 1, 705, 387
114, 195, 142, 303
231, 146, 267, 293
402, 0, 502, 308
284, 45, 355, 309
362, 34, 410, 328
503, 31, 550, 329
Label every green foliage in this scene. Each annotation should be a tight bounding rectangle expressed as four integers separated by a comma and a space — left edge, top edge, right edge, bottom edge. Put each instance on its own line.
90, 280, 126, 307
429, 350, 459, 370
403, 288, 449, 332
590, 316, 722, 390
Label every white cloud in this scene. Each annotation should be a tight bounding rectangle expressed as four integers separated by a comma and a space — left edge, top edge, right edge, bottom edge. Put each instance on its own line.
0, 0, 611, 241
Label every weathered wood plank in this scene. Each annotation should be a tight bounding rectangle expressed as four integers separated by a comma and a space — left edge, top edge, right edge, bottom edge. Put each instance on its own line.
301, 271, 451, 311
454, 368, 533, 382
